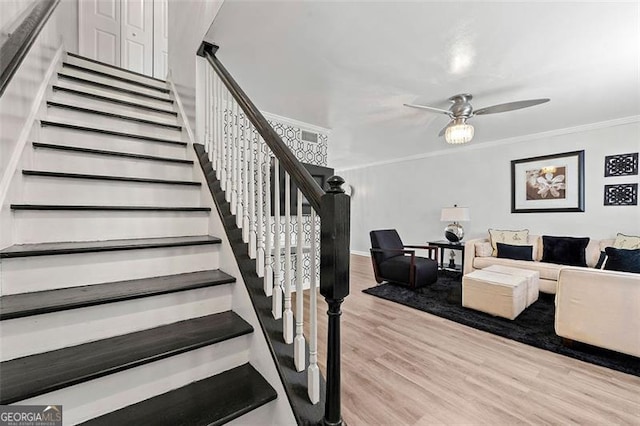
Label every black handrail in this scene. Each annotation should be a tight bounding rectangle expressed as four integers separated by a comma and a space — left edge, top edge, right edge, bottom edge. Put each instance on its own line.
198, 42, 350, 425
198, 42, 325, 213
0, 0, 61, 97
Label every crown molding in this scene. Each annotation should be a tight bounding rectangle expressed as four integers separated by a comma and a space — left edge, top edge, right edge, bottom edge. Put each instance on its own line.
337, 115, 640, 172
261, 110, 331, 136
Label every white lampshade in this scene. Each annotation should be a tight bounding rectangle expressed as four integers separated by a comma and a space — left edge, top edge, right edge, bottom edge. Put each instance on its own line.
441, 206, 470, 222
445, 120, 474, 144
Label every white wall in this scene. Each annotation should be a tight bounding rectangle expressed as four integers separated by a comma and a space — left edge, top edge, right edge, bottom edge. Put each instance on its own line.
0, 0, 78, 184
168, 0, 224, 132
340, 120, 640, 255
0, 0, 78, 249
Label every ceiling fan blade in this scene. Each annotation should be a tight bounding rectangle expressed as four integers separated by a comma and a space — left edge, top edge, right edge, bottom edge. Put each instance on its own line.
474, 98, 550, 115
404, 103, 451, 115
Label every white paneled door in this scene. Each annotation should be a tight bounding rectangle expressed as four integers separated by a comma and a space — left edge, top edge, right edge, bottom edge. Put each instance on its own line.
79, 0, 122, 67
122, 0, 153, 76
152, 0, 168, 79
79, 0, 166, 78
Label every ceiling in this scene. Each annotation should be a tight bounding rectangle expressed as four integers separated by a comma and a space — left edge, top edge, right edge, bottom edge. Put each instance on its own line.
207, 1, 640, 170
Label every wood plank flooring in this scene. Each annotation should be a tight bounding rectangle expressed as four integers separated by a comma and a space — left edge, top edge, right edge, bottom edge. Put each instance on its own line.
299, 254, 640, 425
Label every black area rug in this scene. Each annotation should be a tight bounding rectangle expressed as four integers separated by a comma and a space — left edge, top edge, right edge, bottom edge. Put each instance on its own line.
363, 272, 640, 377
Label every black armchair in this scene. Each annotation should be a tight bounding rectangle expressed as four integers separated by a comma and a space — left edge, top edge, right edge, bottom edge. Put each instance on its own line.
370, 229, 439, 288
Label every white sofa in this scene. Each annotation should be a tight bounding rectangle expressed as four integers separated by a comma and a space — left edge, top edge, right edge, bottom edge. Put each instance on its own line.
555, 267, 640, 358
463, 235, 614, 294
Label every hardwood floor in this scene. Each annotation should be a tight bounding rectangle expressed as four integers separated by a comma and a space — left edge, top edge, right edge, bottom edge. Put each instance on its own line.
300, 254, 640, 425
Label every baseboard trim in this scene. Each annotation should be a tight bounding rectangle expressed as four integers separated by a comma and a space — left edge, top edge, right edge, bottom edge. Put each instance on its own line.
351, 250, 370, 257
166, 72, 196, 148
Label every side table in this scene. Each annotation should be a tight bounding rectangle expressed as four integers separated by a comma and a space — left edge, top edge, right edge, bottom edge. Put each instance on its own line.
427, 240, 465, 272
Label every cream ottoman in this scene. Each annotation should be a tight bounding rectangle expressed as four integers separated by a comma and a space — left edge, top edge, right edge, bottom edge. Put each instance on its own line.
462, 270, 528, 320
483, 265, 540, 307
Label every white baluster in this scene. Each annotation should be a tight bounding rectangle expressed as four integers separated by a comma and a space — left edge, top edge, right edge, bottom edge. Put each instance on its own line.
204, 66, 210, 154
263, 149, 272, 296
272, 158, 282, 318
230, 101, 238, 214
209, 68, 215, 164
248, 124, 257, 259
224, 89, 232, 196
235, 102, 242, 226
242, 117, 250, 242
257, 136, 265, 276
206, 67, 213, 161
215, 73, 222, 178
294, 189, 306, 371
308, 209, 319, 404
283, 173, 293, 343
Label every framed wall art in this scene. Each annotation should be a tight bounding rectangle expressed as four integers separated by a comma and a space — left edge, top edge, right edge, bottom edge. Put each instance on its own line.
511, 150, 585, 213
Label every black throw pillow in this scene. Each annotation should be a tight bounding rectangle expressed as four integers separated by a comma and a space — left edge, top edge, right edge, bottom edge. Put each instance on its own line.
594, 251, 608, 269
604, 247, 640, 273
496, 243, 533, 261
541, 235, 590, 267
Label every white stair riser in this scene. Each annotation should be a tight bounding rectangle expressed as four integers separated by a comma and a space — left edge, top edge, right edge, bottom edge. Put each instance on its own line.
1, 245, 220, 294
22, 336, 251, 425
40, 125, 187, 158
58, 67, 172, 100
46, 105, 183, 140
21, 178, 202, 207
64, 56, 168, 90
227, 400, 280, 426
14, 210, 210, 243
53, 80, 175, 112
50, 90, 179, 124
0, 284, 233, 361
30, 147, 195, 181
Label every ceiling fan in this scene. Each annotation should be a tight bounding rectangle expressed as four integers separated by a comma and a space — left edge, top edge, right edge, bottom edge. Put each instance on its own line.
404, 94, 550, 144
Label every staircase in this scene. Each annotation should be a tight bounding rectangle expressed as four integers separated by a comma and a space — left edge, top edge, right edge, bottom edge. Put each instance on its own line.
0, 53, 286, 424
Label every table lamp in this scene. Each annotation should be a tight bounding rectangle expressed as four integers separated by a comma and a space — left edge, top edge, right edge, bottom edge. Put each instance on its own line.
440, 205, 470, 243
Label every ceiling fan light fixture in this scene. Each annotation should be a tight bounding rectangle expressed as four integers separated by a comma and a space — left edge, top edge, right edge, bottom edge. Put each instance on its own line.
445, 119, 474, 144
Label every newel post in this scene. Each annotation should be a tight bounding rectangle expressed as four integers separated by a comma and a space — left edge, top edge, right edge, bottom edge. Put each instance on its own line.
320, 175, 350, 426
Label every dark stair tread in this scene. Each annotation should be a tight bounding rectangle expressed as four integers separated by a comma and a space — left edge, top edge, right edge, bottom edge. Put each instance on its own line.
0, 235, 221, 258
62, 62, 170, 93
40, 120, 186, 146
81, 363, 277, 426
47, 101, 181, 130
32, 142, 192, 165
11, 204, 210, 212
66, 52, 167, 84
57, 72, 173, 104
0, 311, 253, 404
52, 85, 177, 116
22, 170, 201, 186
0, 270, 235, 320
